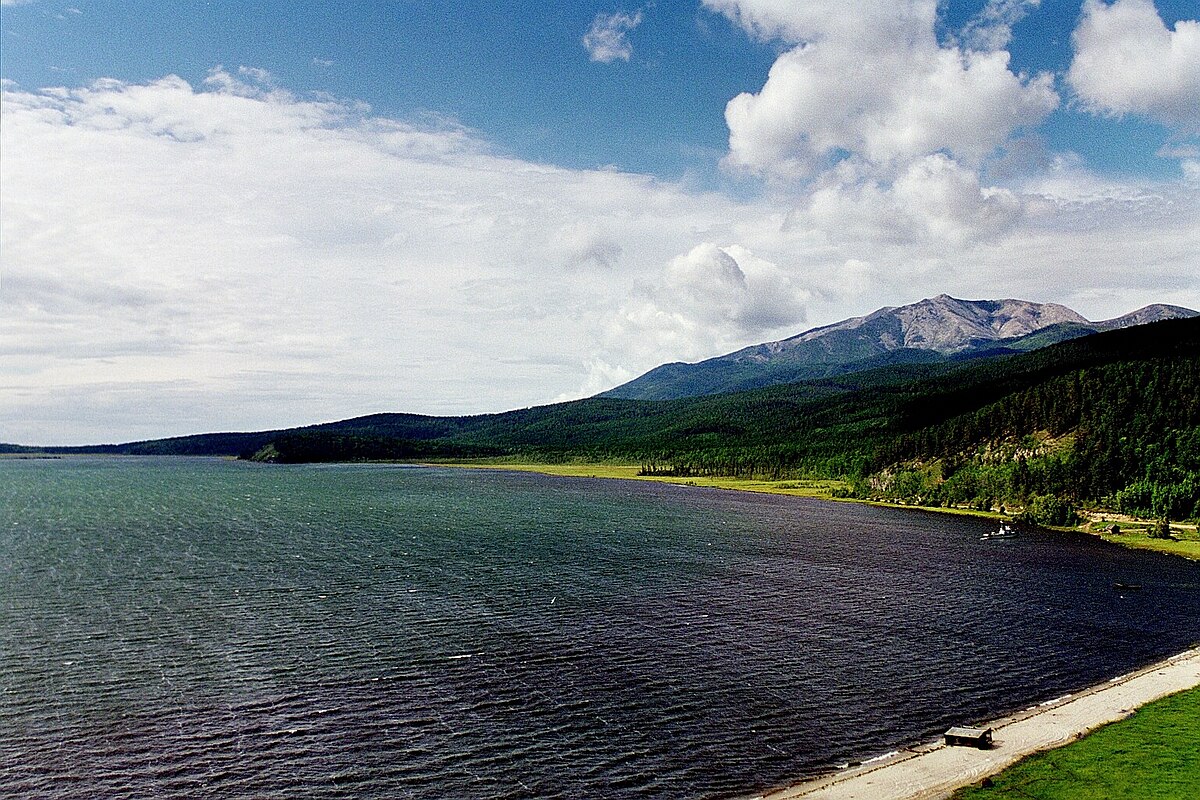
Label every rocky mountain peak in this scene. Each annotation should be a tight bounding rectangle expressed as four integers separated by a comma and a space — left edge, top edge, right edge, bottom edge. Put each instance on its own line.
602, 295, 1197, 401
890, 296, 1089, 353
783, 295, 1092, 356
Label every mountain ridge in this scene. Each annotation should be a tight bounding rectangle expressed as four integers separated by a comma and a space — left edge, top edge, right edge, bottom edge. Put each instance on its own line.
601, 295, 1197, 401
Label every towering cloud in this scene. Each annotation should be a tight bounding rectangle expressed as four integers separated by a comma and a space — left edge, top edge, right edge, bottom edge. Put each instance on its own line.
1067, 0, 1200, 130
703, 0, 1058, 178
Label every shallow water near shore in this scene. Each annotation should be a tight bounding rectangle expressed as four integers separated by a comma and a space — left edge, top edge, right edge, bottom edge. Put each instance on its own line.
3, 457, 1199, 799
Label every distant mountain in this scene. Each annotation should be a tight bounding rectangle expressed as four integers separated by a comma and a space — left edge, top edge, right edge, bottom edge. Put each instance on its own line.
601, 295, 1197, 400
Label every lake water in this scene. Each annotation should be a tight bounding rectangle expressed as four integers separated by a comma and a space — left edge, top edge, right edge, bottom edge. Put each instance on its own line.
2, 457, 1199, 799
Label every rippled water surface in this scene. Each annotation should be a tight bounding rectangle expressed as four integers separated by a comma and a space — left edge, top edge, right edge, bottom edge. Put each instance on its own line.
3, 457, 1200, 799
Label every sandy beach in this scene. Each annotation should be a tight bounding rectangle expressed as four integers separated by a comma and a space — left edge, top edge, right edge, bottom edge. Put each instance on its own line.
748, 646, 1200, 800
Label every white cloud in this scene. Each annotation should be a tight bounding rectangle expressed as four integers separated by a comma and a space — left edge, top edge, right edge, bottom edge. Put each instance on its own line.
957, 0, 1041, 52
1, 68, 1196, 445
551, 222, 623, 270
891, 155, 1025, 243
806, 155, 1025, 248
660, 242, 811, 335
608, 243, 812, 364
0, 72, 747, 441
1067, 0, 1200, 130
700, 0, 1055, 251
1158, 143, 1200, 159
703, 0, 918, 44
706, 0, 1058, 178
582, 9, 644, 63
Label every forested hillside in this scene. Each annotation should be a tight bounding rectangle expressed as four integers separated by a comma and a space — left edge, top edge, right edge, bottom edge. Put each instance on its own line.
873, 352, 1200, 523
12, 319, 1198, 524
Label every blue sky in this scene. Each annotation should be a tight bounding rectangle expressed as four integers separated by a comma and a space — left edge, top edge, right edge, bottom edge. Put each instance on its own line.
1, 1, 781, 179
4, 0, 1196, 179
2, 1, 1198, 443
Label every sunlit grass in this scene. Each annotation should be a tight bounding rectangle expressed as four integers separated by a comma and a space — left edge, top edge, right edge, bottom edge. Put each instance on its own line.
435, 460, 1199, 560
435, 460, 846, 498
1097, 526, 1200, 560
952, 686, 1200, 800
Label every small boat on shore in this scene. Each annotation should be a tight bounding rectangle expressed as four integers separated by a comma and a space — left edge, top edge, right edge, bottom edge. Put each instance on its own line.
981, 524, 1017, 541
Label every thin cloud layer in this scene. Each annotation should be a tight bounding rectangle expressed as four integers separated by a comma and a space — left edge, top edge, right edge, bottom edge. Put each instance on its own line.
957, 0, 1042, 52
1067, 0, 1200, 130
1, 70, 801, 442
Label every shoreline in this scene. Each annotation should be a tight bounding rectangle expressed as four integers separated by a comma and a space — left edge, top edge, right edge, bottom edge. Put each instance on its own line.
444, 460, 1200, 797
434, 460, 1198, 559
744, 645, 1200, 800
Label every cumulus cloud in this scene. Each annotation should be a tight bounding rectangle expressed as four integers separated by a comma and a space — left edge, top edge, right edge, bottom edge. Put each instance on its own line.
582, 9, 644, 63
892, 155, 1026, 243
611, 244, 811, 362
699, 1, 1056, 250
1067, 0, 1200, 130
706, 0, 1057, 178
807, 155, 1025, 248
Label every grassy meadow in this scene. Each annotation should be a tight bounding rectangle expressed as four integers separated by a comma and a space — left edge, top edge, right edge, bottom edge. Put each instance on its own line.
442, 460, 1200, 560
1089, 519, 1200, 561
443, 459, 848, 498
952, 686, 1200, 800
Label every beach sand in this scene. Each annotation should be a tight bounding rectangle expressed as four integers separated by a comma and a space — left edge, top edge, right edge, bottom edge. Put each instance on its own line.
748, 646, 1200, 800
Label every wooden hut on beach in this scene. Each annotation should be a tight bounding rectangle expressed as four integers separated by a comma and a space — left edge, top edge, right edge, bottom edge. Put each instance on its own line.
944, 726, 993, 748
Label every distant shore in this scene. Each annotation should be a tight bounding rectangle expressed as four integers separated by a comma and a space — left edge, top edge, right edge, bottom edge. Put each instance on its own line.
14, 453, 1198, 559
746, 645, 1200, 800
435, 460, 1200, 560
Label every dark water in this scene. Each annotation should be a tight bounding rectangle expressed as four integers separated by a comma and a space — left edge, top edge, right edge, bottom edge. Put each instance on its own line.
2, 458, 1199, 799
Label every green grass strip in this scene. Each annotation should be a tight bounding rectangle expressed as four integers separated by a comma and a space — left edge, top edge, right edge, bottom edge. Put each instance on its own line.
953, 685, 1200, 799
